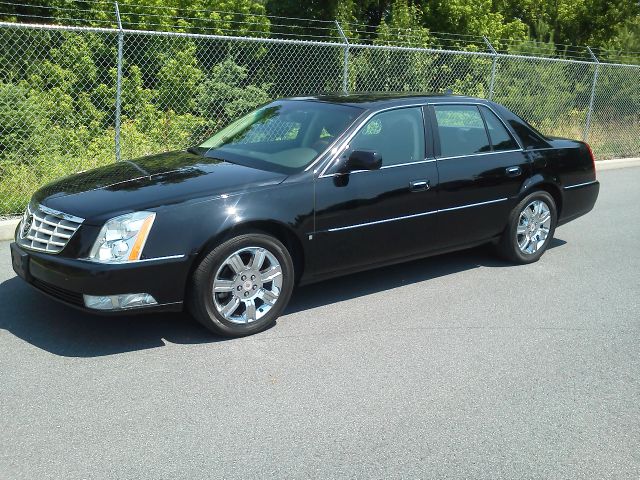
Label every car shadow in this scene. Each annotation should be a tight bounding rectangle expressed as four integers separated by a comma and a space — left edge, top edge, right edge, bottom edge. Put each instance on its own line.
287, 238, 566, 314
0, 239, 566, 358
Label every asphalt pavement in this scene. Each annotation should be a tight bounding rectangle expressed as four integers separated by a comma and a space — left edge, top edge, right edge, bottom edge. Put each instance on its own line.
1, 167, 639, 479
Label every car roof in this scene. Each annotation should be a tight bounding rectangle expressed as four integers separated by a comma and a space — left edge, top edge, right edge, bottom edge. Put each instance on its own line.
285, 93, 489, 110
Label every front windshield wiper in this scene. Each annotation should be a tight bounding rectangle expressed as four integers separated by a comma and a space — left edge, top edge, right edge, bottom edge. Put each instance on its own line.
188, 146, 231, 164
186, 146, 204, 156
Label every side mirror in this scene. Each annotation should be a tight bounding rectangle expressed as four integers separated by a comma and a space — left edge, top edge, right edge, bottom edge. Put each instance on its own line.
340, 150, 382, 173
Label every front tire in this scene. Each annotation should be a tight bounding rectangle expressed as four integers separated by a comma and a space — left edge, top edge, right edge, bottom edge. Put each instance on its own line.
497, 191, 557, 264
187, 233, 295, 337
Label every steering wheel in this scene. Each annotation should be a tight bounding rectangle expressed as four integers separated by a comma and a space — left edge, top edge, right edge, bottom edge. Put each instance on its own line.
311, 138, 332, 152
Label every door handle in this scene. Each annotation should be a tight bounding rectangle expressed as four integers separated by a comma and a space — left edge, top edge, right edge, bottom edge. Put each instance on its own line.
506, 166, 522, 177
410, 180, 430, 191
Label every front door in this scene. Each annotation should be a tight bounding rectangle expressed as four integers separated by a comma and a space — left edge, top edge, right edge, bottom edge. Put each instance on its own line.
311, 106, 439, 278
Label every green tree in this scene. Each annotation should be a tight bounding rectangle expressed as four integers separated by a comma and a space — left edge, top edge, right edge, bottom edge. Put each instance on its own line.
197, 58, 271, 128
156, 42, 203, 114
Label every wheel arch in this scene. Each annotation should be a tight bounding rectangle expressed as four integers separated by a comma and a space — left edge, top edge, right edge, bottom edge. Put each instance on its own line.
190, 219, 305, 286
520, 176, 563, 218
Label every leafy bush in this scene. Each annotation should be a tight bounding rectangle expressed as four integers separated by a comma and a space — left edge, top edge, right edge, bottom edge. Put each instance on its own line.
0, 21, 638, 215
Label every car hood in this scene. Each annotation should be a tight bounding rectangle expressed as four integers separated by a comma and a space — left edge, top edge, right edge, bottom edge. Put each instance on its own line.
32, 150, 287, 224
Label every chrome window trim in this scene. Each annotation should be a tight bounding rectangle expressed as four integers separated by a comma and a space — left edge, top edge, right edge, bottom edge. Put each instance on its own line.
564, 180, 597, 190
317, 101, 526, 178
430, 102, 525, 151
317, 103, 432, 178
322, 197, 508, 233
479, 104, 525, 151
436, 149, 523, 161
318, 158, 437, 179
381, 158, 437, 169
319, 148, 520, 178
528, 146, 578, 151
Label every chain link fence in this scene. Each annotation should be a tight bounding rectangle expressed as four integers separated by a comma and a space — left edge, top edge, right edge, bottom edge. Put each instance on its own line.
1, 20, 639, 216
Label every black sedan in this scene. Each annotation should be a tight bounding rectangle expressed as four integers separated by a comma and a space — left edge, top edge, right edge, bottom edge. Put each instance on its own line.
10, 94, 599, 337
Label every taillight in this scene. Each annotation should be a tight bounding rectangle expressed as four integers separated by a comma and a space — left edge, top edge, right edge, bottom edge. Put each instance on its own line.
586, 143, 596, 178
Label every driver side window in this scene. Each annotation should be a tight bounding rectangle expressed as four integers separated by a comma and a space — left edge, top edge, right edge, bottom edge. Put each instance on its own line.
349, 107, 425, 167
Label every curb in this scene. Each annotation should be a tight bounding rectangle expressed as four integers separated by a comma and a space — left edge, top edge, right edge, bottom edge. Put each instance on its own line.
0, 218, 19, 241
1, 156, 639, 242
596, 157, 640, 171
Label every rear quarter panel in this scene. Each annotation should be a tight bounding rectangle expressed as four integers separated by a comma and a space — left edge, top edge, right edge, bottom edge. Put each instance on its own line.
526, 139, 598, 224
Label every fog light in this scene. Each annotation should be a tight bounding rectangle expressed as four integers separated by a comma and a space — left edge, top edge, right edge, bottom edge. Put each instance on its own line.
83, 293, 158, 310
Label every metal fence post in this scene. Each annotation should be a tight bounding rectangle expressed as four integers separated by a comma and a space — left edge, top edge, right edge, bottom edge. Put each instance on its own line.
483, 36, 498, 101
584, 46, 600, 142
114, 1, 123, 162
335, 20, 349, 94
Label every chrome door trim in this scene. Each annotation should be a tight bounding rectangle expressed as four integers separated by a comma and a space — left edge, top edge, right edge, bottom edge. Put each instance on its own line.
327, 209, 437, 232
438, 197, 508, 213
563, 180, 597, 190
322, 197, 508, 233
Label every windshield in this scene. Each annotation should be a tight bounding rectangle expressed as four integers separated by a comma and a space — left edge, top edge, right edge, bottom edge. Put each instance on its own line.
197, 100, 363, 174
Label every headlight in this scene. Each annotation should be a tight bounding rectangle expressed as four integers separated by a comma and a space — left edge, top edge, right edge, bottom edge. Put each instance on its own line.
88, 211, 156, 263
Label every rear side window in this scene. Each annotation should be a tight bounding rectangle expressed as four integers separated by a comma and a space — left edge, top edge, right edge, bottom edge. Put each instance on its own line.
434, 105, 491, 157
481, 107, 519, 151
507, 120, 548, 149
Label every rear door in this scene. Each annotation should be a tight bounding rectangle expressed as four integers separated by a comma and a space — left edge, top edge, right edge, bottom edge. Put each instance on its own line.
429, 103, 530, 248
311, 106, 439, 277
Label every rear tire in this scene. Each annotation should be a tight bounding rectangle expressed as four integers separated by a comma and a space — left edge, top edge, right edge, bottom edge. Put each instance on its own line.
187, 233, 295, 337
497, 191, 557, 264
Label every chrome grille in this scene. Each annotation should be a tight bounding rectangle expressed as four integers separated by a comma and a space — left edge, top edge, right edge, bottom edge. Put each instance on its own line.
17, 204, 84, 254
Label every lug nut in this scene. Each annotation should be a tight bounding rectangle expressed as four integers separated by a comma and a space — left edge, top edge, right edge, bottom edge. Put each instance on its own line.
241, 275, 246, 281
252, 285, 257, 290
244, 292, 249, 297
237, 286, 242, 291
251, 275, 256, 280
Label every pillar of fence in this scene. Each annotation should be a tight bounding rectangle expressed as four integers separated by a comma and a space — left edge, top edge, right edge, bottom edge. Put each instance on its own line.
335, 21, 349, 94
584, 46, 600, 142
483, 37, 498, 101
114, 1, 123, 162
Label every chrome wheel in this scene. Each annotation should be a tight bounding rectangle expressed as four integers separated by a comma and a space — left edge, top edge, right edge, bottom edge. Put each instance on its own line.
212, 246, 283, 325
516, 199, 551, 255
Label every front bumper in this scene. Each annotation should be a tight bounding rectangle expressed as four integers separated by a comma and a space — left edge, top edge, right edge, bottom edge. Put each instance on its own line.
10, 242, 190, 314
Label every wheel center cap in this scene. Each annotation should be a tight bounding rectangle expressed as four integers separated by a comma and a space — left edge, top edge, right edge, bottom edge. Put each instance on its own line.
243, 281, 253, 290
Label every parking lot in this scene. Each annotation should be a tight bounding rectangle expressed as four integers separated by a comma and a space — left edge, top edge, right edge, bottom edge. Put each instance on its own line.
1, 166, 639, 479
